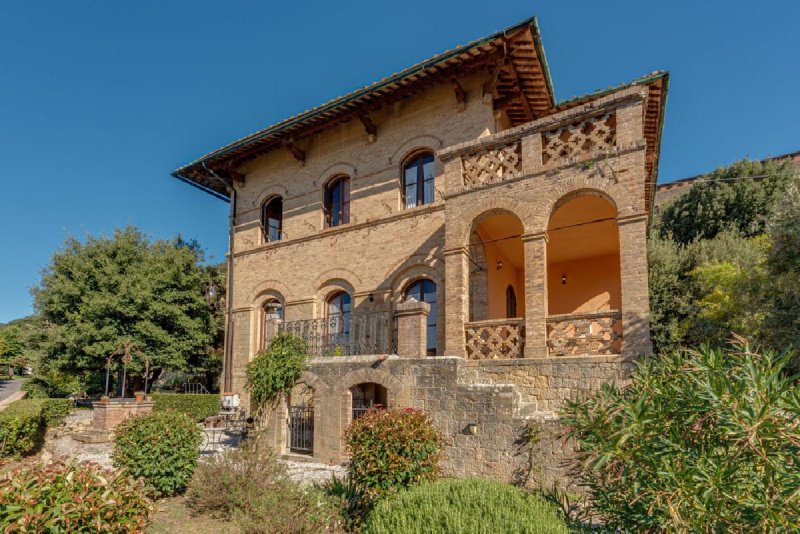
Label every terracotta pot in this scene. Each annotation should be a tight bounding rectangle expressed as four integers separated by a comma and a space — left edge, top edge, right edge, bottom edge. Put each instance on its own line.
100, 395, 110, 404
134, 391, 146, 403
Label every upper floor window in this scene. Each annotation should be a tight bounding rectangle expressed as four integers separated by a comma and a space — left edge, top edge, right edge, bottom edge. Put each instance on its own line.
506, 285, 517, 318
261, 196, 283, 242
403, 152, 435, 209
326, 290, 352, 343
324, 176, 350, 227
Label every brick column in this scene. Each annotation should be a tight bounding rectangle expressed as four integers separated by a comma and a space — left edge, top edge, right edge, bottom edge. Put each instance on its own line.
395, 299, 430, 357
617, 213, 652, 358
444, 247, 469, 357
520, 131, 544, 175
522, 232, 548, 358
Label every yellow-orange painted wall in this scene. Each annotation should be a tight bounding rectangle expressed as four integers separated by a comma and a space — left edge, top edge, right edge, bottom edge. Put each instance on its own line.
547, 254, 621, 315
483, 240, 525, 319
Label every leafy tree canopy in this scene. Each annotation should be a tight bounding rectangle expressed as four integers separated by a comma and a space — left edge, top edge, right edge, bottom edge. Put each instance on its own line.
659, 158, 797, 245
33, 227, 219, 383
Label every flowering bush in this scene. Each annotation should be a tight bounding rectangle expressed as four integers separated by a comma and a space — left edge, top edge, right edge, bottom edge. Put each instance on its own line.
345, 407, 441, 499
0, 462, 153, 532
113, 410, 202, 497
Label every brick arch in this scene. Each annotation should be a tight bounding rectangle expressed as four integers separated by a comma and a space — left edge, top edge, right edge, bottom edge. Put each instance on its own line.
252, 185, 289, 209
249, 279, 291, 304
315, 162, 357, 188
388, 135, 444, 165
452, 196, 533, 247
531, 175, 624, 232
298, 370, 330, 395
334, 368, 410, 408
312, 268, 362, 294
388, 262, 444, 302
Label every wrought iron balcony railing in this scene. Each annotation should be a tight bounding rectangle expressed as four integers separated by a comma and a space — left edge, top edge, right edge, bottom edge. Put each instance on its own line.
279, 311, 394, 357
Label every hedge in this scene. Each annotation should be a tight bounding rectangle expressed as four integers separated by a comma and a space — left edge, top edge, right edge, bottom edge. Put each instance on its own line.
151, 393, 219, 421
0, 398, 72, 458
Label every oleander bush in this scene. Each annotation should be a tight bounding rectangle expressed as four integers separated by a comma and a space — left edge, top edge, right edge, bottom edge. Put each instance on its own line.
0, 462, 153, 532
345, 407, 442, 499
0, 399, 45, 457
151, 392, 219, 421
363, 479, 568, 534
113, 410, 202, 497
563, 343, 800, 532
188, 432, 342, 533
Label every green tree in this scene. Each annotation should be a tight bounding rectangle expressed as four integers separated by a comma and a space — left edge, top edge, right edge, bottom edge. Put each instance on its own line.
763, 179, 800, 355
659, 158, 798, 245
33, 227, 217, 392
0, 326, 25, 376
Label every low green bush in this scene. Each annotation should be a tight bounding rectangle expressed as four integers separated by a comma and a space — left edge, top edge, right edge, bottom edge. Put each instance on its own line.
188, 432, 342, 532
0, 399, 45, 457
151, 392, 219, 421
563, 343, 800, 532
113, 410, 202, 497
345, 407, 442, 499
21, 373, 83, 399
40, 398, 72, 426
0, 462, 153, 532
363, 479, 568, 534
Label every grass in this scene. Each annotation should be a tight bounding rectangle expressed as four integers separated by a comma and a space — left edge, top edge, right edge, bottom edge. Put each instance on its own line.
147, 496, 238, 534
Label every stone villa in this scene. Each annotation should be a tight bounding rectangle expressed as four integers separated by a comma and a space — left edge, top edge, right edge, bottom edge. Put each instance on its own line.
173, 16, 668, 483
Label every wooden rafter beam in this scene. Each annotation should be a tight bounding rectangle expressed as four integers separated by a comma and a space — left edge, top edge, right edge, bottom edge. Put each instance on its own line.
357, 111, 378, 137
504, 54, 533, 122
283, 138, 305, 165
450, 76, 466, 110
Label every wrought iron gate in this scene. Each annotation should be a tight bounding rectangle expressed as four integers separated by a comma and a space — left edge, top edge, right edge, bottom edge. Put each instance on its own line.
287, 405, 314, 454
352, 399, 374, 421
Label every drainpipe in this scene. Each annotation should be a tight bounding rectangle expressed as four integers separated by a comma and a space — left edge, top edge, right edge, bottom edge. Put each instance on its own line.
203, 163, 237, 393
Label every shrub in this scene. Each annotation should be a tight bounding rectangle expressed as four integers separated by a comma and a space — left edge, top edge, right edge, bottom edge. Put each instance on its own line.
563, 343, 800, 532
21, 373, 83, 398
40, 398, 72, 426
152, 392, 219, 421
363, 479, 568, 534
0, 462, 153, 532
345, 407, 442, 499
113, 410, 202, 497
319, 475, 370, 532
0, 399, 45, 457
188, 432, 342, 532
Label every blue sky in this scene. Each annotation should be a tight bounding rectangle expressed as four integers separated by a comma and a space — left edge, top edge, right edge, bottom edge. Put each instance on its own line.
1, 1, 798, 323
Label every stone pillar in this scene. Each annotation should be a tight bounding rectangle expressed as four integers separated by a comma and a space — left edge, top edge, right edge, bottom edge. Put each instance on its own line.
522, 232, 548, 358
617, 213, 652, 357
444, 247, 469, 357
395, 299, 430, 357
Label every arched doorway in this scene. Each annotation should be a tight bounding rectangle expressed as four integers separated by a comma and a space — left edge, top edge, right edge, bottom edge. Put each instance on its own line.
546, 193, 622, 355
287, 383, 314, 454
351, 383, 387, 421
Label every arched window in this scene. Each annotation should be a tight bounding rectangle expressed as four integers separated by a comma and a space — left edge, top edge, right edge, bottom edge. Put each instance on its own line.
262, 298, 284, 350
506, 285, 517, 319
324, 176, 350, 227
404, 279, 437, 355
326, 291, 352, 346
403, 152, 435, 209
261, 196, 283, 242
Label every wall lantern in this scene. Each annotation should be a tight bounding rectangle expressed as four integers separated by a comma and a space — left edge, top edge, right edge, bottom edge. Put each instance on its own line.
467, 423, 478, 435
561, 274, 567, 285
496, 259, 503, 270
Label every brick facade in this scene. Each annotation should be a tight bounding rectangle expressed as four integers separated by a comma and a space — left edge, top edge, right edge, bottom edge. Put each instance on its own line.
175, 18, 667, 487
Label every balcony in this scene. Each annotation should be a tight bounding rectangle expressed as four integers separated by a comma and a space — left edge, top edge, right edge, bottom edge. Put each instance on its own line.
279, 311, 393, 357
546, 310, 622, 357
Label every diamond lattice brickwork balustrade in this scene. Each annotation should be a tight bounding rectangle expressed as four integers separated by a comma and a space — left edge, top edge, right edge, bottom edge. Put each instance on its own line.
546, 311, 622, 357
464, 319, 525, 359
541, 112, 617, 168
461, 142, 521, 189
